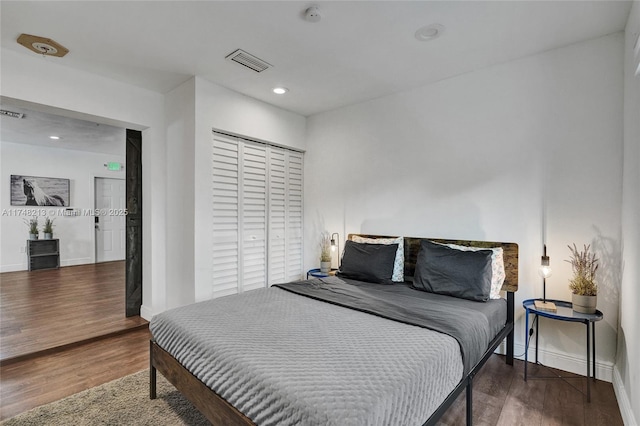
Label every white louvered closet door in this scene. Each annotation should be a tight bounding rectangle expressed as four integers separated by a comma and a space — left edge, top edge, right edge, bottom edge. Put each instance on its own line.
267, 147, 304, 285
267, 147, 287, 285
212, 132, 303, 297
285, 150, 304, 282
212, 134, 240, 298
241, 142, 268, 292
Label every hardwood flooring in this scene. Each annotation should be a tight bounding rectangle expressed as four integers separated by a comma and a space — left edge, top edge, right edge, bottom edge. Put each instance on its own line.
438, 356, 624, 426
0, 261, 149, 420
0, 261, 147, 362
1, 349, 623, 425
0, 327, 151, 420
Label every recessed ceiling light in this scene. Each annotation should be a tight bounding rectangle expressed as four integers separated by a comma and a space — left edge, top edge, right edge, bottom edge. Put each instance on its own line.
273, 87, 288, 95
415, 24, 445, 41
49, 135, 60, 140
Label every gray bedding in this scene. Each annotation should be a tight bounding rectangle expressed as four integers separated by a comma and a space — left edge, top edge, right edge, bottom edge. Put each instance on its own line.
150, 277, 506, 426
275, 277, 506, 375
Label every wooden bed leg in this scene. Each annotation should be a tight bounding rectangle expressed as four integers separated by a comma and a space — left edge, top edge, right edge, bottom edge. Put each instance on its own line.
506, 292, 515, 365
150, 340, 157, 400
466, 379, 473, 426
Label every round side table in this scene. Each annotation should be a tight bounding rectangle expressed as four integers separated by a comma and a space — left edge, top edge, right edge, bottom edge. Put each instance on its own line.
523, 298, 603, 402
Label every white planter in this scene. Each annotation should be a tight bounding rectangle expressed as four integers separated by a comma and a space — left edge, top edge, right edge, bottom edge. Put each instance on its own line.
44, 233, 53, 240
572, 293, 597, 314
320, 261, 331, 273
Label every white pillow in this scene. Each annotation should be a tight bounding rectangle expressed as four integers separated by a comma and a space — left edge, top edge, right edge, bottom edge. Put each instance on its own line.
351, 236, 404, 282
439, 243, 505, 299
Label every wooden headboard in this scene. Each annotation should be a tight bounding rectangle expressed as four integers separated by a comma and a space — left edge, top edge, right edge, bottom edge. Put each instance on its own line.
347, 234, 518, 292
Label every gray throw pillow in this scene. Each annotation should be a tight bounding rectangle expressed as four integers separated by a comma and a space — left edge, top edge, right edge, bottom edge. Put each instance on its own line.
337, 240, 399, 284
413, 240, 493, 302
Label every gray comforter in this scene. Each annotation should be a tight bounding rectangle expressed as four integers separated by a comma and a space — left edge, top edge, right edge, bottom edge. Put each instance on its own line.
150, 277, 505, 426
276, 277, 506, 375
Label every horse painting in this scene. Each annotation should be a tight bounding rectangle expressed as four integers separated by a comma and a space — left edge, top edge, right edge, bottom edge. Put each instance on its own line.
23, 179, 66, 206
11, 175, 69, 206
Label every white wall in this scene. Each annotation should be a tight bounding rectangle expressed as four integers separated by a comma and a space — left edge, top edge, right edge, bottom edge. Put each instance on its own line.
0, 142, 125, 271
305, 33, 624, 381
193, 77, 306, 302
615, 2, 640, 424
0, 47, 167, 319
164, 78, 196, 309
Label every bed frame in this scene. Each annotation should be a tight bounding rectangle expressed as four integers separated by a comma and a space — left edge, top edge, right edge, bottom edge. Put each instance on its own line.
150, 235, 518, 426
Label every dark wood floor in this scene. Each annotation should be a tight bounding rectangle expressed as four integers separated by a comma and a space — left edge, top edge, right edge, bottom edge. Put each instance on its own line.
0, 327, 151, 420
0, 262, 623, 424
0, 261, 147, 362
438, 356, 623, 425
0, 261, 149, 420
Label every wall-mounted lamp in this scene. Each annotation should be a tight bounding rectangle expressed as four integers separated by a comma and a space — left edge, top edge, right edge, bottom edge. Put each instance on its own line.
535, 244, 556, 312
330, 233, 340, 267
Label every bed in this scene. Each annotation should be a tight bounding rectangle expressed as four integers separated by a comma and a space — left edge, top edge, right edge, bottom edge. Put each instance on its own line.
149, 234, 518, 425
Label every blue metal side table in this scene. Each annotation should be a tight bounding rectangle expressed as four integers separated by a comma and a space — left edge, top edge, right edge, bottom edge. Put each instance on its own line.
306, 268, 337, 279
523, 298, 603, 402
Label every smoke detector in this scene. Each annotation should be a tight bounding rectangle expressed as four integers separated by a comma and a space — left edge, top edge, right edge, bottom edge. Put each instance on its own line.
304, 6, 321, 23
17, 33, 69, 57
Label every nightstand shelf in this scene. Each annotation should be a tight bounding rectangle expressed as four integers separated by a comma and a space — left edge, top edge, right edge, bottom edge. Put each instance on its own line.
523, 298, 603, 402
27, 239, 60, 271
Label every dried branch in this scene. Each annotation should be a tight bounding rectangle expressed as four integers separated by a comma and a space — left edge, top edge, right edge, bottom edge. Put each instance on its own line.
565, 243, 598, 296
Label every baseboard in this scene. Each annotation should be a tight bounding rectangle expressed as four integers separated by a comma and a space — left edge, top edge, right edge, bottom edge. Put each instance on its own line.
60, 258, 92, 267
514, 342, 614, 383
1, 258, 114, 272
0, 263, 25, 272
613, 365, 638, 426
140, 305, 154, 321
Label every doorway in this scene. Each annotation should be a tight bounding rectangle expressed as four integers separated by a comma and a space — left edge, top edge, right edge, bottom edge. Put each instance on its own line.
0, 98, 144, 317
95, 177, 126, 262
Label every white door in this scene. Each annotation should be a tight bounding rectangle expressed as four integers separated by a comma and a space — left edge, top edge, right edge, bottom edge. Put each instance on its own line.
95, 177, 126, 262
241, 142, 267, 292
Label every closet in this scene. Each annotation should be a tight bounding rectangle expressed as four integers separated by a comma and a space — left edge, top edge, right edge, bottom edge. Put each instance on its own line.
211, 132, 303, 298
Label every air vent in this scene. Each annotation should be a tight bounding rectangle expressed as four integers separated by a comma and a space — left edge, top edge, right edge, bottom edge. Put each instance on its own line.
225, 49, 272, 73
0, 110, 25, 119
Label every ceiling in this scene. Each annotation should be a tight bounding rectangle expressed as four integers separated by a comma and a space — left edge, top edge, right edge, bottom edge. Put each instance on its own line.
0, 1, 632, 118
0, 102, 125, 156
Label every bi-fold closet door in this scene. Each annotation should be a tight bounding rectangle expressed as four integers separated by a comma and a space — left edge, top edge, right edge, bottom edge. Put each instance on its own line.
211, 132, 303, 298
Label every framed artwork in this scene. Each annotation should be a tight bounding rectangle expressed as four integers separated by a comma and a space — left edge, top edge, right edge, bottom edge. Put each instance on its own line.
10, 175, 70, 206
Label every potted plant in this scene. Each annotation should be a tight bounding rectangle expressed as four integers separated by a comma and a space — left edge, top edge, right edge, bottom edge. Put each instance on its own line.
566, 243, 598, 314
320, 233, 332, 273
25, 217, 39, 240
43, 217, 55, 239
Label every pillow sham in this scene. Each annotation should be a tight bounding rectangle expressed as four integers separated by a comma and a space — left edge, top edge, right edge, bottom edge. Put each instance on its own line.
351, 235, 404, 282
337, 240, 399, 284
413, 240, 493, 302
437, 243, 505, 299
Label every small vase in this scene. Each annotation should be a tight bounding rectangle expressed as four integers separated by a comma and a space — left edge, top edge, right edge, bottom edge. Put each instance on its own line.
29, 233, 38, 240
320, 261, 331, 273
572, 293, 597, 314
44, 233, 53, 240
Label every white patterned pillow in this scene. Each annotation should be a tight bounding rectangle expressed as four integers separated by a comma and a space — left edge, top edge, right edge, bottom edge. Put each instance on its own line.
351, 236, 404, 282
439, 243, 505, 299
